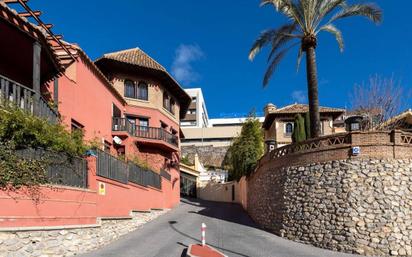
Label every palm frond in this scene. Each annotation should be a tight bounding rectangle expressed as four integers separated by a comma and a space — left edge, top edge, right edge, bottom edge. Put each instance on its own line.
263, 42, 299, 86
261, 0, 305, 29
266, 23, 299, 62
314, 0, 346, 28
328, 3, 382, 24
249, 23, 297, 61
318, 24, 344, 52
263, 49, 288, 87
249, 29, 279, 61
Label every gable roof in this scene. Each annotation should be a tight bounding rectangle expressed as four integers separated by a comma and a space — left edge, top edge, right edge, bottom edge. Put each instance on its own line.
263, 103, 345, 129
95, 47, 191, 118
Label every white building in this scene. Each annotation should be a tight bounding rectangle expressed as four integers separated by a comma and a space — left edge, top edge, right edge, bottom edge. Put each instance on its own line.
180, 88, 209, 128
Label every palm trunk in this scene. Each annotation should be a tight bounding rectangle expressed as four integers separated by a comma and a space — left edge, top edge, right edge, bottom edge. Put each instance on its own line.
305, 46, 321, 138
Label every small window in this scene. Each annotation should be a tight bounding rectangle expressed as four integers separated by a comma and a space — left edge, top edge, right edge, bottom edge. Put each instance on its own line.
192, 97, 197, 103
285, 122, 294, 135
138, 82, 148, 100
163, 92, 170, 110
71, 119, 84, 133
124, 80, 136, 98
138, 118, 149, 133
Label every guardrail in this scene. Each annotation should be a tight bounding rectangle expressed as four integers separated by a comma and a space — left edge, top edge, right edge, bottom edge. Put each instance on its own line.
96, 149, 162, 189
112, 118, 178, 147
0, 74, 58, 123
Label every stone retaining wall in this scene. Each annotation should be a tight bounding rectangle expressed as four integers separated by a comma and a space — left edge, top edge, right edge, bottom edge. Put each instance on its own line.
0, 210, 168, 257
247, 131, 412, 256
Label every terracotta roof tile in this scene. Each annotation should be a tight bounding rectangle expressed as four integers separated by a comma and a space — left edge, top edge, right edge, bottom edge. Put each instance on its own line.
269, 103, 345, 115
263, 104, 345, 129
99, 48, 166, 72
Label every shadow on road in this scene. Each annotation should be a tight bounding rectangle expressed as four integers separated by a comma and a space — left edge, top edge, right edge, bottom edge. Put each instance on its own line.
181, 197, 259, 229
168, 220, 251, 257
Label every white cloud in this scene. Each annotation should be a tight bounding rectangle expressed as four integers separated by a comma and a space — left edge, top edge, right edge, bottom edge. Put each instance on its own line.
171, 44, 204, 85
291, 90, 307, 103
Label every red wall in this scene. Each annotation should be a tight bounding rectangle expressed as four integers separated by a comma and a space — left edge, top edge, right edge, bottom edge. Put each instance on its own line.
0, 186, 97, 227
56, 58, 125, 154
0, 158, 180, 228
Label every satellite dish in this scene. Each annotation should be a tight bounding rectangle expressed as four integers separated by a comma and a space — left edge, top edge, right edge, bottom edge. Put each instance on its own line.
113, 136, 122, 145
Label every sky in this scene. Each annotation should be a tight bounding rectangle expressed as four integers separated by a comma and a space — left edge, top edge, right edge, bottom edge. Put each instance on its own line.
27, 0, 412, 118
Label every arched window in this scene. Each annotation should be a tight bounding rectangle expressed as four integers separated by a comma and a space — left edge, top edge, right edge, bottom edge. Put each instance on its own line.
285, 122, 293, 135
138, 82, 148, 100
124, 80, 136, 98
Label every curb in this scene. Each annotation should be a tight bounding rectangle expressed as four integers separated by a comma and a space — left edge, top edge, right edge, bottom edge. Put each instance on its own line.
186, 244, 227, 257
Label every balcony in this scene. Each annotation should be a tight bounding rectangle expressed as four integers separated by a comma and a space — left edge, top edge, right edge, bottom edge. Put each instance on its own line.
0, 74, 58, 123
112, 118, 179, 150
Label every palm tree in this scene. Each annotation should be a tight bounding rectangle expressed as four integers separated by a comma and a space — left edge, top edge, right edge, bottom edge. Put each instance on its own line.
249, 0, 382, 138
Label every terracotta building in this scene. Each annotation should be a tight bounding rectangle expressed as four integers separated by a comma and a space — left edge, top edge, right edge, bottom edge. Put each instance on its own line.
94, 48, 191, 172
263, 103, 345, 148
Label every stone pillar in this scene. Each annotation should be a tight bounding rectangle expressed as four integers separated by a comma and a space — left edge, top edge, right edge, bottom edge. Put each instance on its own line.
32, 42, 41, 115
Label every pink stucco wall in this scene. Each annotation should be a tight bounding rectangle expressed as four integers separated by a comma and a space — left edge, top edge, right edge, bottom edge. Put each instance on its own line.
0, 158, 179, 227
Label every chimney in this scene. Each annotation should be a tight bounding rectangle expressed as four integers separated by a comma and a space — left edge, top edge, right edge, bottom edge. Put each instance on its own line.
264, 103, 276, 116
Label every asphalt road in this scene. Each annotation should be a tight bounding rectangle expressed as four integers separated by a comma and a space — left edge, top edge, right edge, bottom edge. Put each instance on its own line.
81, 198, 360, 257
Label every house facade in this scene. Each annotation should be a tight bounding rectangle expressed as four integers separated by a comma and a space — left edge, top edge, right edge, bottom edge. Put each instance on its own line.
94, 48, 191, 173
263, 103, 345, 148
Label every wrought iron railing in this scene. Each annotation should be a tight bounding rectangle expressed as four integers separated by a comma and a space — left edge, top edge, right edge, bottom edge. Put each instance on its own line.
0, 74, 58, 123
96, 149, 128, 184
96, 149, 162, 189
112, 118, 178, 147
16, 148, 88, 188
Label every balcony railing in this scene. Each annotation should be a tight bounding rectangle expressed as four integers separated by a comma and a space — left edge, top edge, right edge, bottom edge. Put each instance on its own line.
0, 74, 58, 123
112, 117, 178, 147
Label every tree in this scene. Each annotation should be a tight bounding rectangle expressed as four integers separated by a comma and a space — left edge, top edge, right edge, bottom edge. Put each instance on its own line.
350, 75, 407, 128
304, 112, 311, 139
227, 116, 264, 181
249, 0, 382, 138
292, 114, 306, 143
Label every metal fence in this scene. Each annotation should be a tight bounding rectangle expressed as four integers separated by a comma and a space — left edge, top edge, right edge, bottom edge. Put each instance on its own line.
96, 149, 162, 189
16, 148, 88, 188
96, 149, 128, 184
160, 169, 171, 181
112, 117, 178, 147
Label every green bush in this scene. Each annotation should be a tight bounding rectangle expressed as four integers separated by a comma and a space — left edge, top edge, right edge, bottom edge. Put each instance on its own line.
0, 106, 88, 192
0, 106, 87, 156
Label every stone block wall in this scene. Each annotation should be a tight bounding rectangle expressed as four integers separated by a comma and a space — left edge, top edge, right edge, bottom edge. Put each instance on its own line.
247, 131, 412, 256
0, 210, 168, 257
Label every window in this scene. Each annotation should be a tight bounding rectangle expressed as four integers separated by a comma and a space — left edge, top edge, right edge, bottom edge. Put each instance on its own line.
192, 97, 197, 103
285, 122, 294, 135
124, 80, 136, 98
163, 92, 170, 110
138, 118, 149, 132
112, 104, 121, 118
170, 98, 175, 115
138, 82, 148, 100
71, 119, 84, 140
71, 119, 84, 133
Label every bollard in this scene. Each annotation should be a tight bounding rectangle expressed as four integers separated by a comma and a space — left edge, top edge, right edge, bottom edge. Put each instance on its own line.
201, 223, 206, 246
